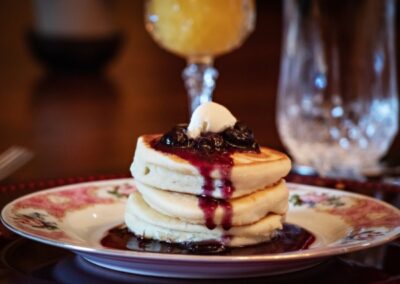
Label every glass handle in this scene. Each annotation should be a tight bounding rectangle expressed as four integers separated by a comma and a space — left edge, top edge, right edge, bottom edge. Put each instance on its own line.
182, 62, 218, 114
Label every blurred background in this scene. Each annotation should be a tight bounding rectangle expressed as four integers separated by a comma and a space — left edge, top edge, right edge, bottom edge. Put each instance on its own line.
0, 0, 399, 182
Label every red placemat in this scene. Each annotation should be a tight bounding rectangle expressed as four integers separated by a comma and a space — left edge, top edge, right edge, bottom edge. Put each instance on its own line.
0, 173, 131, 194
1, 173, 400, 194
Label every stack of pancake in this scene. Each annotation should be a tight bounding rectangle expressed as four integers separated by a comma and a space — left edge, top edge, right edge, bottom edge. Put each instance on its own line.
126, 135, 291, 247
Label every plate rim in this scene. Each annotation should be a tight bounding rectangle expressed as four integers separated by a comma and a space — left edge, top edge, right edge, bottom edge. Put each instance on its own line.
1, 178, 400, 263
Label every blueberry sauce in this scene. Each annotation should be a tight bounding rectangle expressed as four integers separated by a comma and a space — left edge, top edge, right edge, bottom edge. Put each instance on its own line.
101, 223, 315, 255
198, 197, 218, 230
152, 140, 234, 230
151, 122, 259, 231
198, 197, 233, 230
220, 200, 233, 230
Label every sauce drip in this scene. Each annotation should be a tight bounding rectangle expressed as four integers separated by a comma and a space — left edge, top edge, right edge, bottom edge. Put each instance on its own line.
152, 139, 235, 230
198, 197, 233, 230
101, 223, 316, 255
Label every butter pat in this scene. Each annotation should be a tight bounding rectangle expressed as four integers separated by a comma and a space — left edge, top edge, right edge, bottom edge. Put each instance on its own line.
187, 102, 237, 138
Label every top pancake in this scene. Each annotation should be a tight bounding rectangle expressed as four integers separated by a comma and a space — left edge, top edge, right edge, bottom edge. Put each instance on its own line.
131, 135, 291, 198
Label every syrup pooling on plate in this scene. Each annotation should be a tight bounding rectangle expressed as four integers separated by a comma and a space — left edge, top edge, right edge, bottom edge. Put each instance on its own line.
151, 122, 259, 230
101, 223, 315, 255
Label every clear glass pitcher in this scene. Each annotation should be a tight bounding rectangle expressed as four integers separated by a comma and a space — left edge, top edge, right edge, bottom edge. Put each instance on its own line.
277, 0, 398, 178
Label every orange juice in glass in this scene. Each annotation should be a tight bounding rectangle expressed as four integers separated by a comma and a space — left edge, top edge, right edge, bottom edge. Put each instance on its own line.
145, 0, 256, 113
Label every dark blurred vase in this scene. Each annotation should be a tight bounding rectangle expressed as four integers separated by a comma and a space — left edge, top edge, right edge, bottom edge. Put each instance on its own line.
28, 31, 122, 73
29, 0, 122, 73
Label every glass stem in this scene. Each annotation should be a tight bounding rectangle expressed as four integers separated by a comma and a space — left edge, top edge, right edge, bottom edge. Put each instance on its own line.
182, 61, 218, 114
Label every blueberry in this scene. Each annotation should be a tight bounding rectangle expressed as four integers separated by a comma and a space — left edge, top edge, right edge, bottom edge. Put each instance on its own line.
195, 137, 215, 154
209, 134, 224, 150
204, 133, 224, 150
223, 128, 253, 147
234, 122, 253, 135
160, 125, 190, 147
222, 122, 260, 151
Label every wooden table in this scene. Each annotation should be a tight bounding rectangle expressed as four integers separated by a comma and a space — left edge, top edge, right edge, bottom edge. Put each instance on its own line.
1, 1, 400, 183
0, 1, 399, 283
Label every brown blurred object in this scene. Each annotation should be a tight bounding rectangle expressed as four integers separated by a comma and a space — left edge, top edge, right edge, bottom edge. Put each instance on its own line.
0, 1, 399, 183
29, 0, 122, 72
27, 31, 122, 73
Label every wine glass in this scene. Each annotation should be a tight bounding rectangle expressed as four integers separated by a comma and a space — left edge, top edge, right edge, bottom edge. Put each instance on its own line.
277, 0, 398, 178
144, 0, 255, 113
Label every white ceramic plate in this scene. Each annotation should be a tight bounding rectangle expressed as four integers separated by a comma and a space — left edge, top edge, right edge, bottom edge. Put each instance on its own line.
2, 179, 400, 279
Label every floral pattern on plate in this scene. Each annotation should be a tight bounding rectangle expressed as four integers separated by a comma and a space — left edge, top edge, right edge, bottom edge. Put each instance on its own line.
1, 179, 400, 278
8, 182, 136, 241
289, 187, 400, 244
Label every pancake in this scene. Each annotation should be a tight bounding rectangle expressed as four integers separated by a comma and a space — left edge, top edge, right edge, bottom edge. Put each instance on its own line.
131, 135, 291, 199
126, 113, 291, 247
135, 179, 288, 226
125, 192, 284, 247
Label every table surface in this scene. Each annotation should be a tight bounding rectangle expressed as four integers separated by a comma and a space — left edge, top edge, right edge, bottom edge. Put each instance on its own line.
1, 1, 400, 183
0, 1, 399, 283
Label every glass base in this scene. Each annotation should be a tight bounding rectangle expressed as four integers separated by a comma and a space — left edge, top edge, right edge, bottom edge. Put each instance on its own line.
291, 162, 367, 180
291, 161, 400, 181
291, 164, 318, 176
